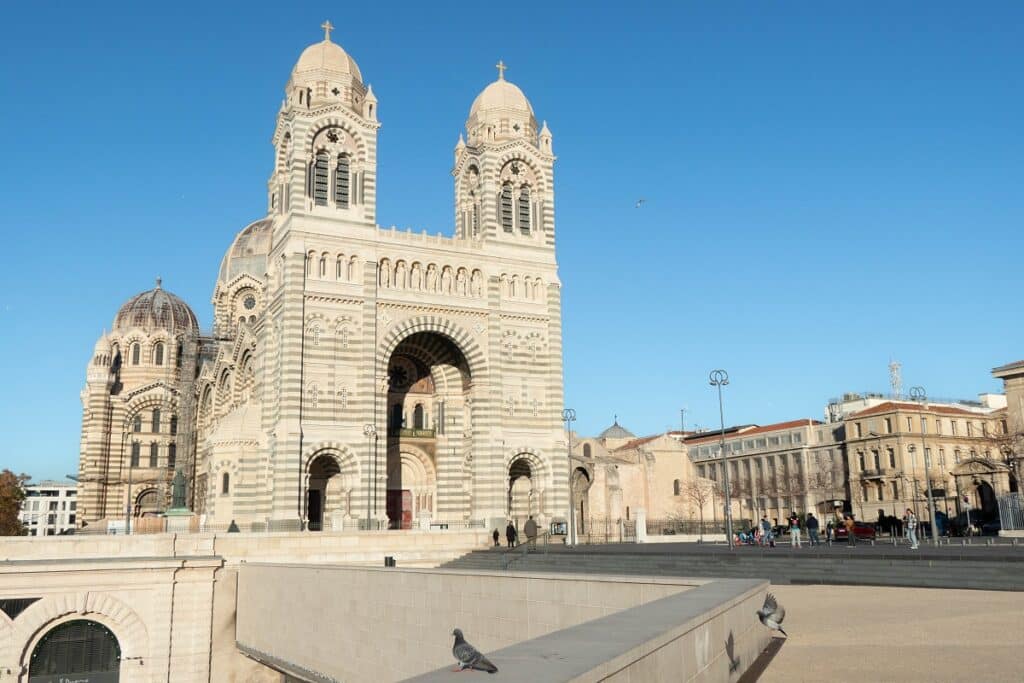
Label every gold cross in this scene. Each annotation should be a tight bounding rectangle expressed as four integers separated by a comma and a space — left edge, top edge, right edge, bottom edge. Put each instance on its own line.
321, 20, 334, 41
495, 59, 507, 80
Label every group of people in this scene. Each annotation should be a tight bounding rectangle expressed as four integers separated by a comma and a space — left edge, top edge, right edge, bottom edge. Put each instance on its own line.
492, 515, 539, 548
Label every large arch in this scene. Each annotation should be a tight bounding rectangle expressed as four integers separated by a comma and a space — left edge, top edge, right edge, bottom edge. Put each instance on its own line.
28, 618, 121, 681
381, 327, 475, 528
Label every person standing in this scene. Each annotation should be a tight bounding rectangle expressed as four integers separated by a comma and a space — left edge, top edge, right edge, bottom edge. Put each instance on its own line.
844, 514, 856, 546
905, 508, 919, 550
505, 521, 517, 548
805, 512, 820, 546
492, 528, 500, 547
788, 512, 802, 548
524, 515, 538, 548
760, 515, 773, 547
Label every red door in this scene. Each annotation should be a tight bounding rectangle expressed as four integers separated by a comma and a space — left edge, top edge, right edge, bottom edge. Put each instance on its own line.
387, 490, 414, 529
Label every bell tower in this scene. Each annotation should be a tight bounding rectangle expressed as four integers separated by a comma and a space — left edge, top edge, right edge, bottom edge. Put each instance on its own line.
268, 22, 380, 225
453, 62, 555, 249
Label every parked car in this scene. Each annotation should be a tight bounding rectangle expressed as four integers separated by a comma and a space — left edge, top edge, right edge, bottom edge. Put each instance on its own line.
833, 521, 877, 542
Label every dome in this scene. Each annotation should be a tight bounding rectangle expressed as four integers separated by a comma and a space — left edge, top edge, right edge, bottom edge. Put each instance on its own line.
469, 78, 534, 119
219, 218, 273, 283
598, 419, 635, 440
288, 23, 363, 88
113, 280, 198, 335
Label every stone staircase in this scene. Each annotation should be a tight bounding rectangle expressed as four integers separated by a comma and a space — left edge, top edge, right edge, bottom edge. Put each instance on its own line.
442, 544, 1024, 591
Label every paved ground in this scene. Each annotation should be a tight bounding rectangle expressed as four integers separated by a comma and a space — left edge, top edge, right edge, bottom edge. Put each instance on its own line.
760, 585, 1024, 683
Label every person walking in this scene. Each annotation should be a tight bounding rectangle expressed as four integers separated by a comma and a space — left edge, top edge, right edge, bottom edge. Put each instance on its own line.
524, 515, 538, 548
505, 521, 517, 548
788, 512, 802, 548
760, 515, 773, 547
844, 514, 856, 546
492, 528, 500, 547
905, 508, 919, 550
806, 512, 820, 547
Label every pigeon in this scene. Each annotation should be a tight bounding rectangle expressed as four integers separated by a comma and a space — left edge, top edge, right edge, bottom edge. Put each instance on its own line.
451, 628, 498, 674
756, 592, 787, 636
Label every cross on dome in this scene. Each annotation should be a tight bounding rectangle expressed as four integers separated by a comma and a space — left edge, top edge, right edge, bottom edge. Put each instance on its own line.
155, 276, 162, 289
495, 59, 507, 80
321, 20, 334, 41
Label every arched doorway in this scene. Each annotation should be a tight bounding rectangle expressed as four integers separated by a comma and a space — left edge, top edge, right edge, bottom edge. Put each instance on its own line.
572, 467, 591, 534
134, 488, 161, 517
977, 479, 998, 518
306, 453, 357, 531
29, 619, 121, 682
508, 458, 535, 526
385, 332, 470, 528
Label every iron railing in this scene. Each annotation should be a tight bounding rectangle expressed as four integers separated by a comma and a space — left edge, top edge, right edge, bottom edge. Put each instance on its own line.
997, 493, 1024, 531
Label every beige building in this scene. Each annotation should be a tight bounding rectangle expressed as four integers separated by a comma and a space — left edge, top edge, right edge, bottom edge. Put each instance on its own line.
19, 481, 78, 537
843, 399, 1014, 522
78, 26, 567, 534
992, 359, 1024, 488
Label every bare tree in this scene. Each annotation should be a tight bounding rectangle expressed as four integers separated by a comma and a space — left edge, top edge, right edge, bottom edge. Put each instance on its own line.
681, 479, 715, 541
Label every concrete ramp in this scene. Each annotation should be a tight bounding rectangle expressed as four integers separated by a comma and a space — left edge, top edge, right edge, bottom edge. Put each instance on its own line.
235, 563, 770, 682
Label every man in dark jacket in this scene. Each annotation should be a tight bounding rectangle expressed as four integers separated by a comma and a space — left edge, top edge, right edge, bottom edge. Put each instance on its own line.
524, 515, 538, 547
805, 513, 820, 546
505, 521, 517, 548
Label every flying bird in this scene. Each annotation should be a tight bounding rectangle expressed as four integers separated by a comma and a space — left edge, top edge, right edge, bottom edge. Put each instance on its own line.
451, 628, 498, 674
634, 198, 646, 208
756, 592, 787, 637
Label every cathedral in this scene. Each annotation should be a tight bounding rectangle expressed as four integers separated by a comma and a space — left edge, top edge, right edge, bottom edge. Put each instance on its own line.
77, 23, 566, 533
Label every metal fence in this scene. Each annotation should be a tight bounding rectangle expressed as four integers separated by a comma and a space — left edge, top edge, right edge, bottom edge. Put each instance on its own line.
645, 518, 729, 536
997, 493, 1024, 531
72, 516, 485, 535
577, 518, 636, 544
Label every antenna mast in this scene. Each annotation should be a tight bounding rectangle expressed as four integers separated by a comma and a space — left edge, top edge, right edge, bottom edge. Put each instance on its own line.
889, 358, 903, 400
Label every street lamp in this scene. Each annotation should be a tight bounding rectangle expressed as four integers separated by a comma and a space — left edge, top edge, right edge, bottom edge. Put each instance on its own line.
910, 386, 939, 545
709, 369, 733, 549
363, 423, 377, 528
562, 408, 577, 547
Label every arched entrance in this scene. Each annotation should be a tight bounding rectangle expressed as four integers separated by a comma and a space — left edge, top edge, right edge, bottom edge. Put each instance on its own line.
306, 453, 357, 531
977, 479, 998, 517
572, 467, 591, 534
508, 458, 536, 526
385, 332, 470, 528
134, 488, 161, 516
29, 619, 121, 682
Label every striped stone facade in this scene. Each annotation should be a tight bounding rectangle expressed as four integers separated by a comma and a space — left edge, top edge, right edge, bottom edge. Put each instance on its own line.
77, 31, 567, 534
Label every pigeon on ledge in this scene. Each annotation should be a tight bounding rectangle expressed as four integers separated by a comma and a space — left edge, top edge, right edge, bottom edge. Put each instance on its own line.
452, 628, 498, 674
756, 592, 787, 636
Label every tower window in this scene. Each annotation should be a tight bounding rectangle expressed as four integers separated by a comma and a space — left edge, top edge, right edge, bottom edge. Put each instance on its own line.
335, 154, 350, 208
168, 443, 176, 469
153, 342, 164, 366
149, 442, 158, 468
151, 408, 161, 433
170, 416, 178, 435
133, 415, 142, 433
518, 186, 531, 234
312, 151, 329, 206
176, 342, 183, 368
471, 203, 480, 236
500, 184, 514, 233
222, 472, 230, 495
131, 343, 140, 365
130, 442, 140, 467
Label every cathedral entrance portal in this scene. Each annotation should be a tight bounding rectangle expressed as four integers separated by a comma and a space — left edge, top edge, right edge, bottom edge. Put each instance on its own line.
305, 452, 357, 531
385, 332, 470, 529
508, 457, 537, 527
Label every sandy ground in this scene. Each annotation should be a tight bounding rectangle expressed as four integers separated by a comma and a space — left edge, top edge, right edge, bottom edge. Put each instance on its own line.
759, 585, 1024, 683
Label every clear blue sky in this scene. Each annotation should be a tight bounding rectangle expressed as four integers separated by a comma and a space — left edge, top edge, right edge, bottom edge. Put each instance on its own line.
1, 2, 1021, 480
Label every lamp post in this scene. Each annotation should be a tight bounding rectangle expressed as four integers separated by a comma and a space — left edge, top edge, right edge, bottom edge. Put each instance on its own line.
363, 423, 376, 528
709, 369, 733, 549
910, 386, 938, 545
562, 408, 576, 547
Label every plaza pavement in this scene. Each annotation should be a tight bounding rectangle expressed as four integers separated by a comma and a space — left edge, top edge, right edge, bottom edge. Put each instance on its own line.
760, 584, 1024, 683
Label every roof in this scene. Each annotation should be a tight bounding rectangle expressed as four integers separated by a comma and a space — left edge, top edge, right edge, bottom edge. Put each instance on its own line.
611, 434, 662, 452
113, 280, 198, 335
598, 419, 635, 440
683, 419, 822, 446
993, 360, 1024, 375
847, 401, 986, 419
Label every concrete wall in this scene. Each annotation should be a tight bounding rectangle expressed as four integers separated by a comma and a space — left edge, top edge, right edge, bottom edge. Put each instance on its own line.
235, 565, 696, 682
409, 577, 770, 682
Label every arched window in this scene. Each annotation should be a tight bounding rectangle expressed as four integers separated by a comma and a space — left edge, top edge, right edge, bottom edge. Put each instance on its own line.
153, 342, 164, 366
29, 619, 121, 680
518, 185, 531, 234
583, 443, 592, 459
312, 150, 329, 206
335, 154, 350, 208
500, 184, 514, 232
131, 343, 140, 365
130, 441, 140, 467
413, 403, 425, 430
176, 342, 183, 368
222, 472, 230, 494
319, 254, 327, 277
151, 408, 161, 433
168, 443, 176, 469
133, 415, 142, 432
673, 479, 681, 496
149, 442, 159, 468
170, 415, 178, 435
